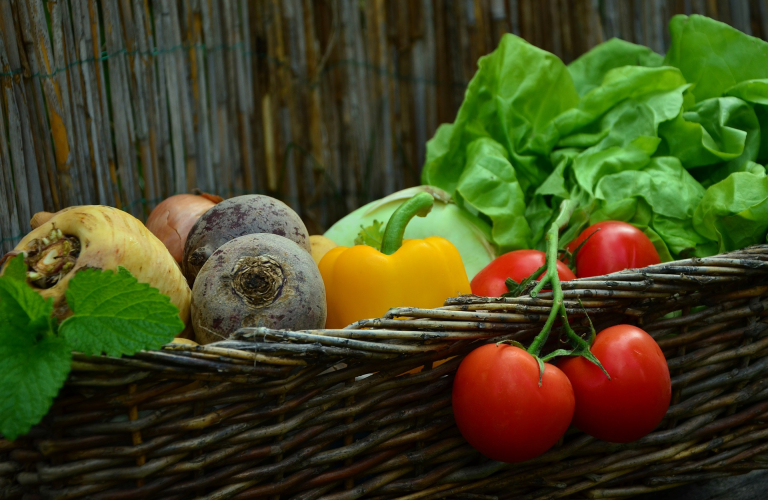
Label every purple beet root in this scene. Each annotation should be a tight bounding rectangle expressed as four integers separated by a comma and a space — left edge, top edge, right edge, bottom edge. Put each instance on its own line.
191, 233, 326, 345
183, 195, 310, 285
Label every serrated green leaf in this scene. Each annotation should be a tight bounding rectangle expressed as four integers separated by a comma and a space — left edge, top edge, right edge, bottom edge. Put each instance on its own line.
59, 267, 183, 357
0, 329, 71, 441
354, 220, 386, 250
2, 254, 28, 282
0, 276, 53, 334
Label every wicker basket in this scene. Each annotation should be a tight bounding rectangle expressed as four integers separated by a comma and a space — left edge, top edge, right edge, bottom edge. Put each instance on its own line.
4, 245, 768, 500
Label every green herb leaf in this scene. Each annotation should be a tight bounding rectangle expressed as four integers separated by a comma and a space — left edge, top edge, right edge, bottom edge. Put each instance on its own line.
0, 260, 69, 441
59, 267, 183, 357
0, 330, 71, 441
2, 253, 28, 282
354, 220, 386, 251
0, 271, 53, 334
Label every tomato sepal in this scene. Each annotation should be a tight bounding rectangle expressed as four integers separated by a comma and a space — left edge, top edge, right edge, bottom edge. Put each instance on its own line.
541, 348, 573, 363
565, 340, 611, 381
501, 262, 547, 298
563, 227, 601, 273
534, 355, 546, 387
497, 339, 527, 350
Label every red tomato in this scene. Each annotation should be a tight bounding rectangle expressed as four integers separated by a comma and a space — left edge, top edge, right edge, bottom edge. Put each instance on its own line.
452, 344, 575, 462
566, 221, 660, 278
470, 249, 576, 297
557, 325, 671, 443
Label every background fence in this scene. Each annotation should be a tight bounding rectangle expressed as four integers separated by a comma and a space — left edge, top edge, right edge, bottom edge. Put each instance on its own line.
1, 0, 768, 252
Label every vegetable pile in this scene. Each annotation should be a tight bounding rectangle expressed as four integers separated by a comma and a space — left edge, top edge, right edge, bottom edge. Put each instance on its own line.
423, 15, 768, 261
2, 13, 765, 476
0, 194, 326, 440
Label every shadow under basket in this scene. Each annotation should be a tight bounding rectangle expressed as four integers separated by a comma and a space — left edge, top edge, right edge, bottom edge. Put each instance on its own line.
4, 246, 768, 500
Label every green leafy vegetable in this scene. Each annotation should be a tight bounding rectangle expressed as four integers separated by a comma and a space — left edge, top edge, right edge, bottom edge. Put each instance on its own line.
663, 15, 768, 102
458, 138, 531, 251
0, 255, 183, 441
60, 267, 184, 357
693, 169, 768, 253
422, 34, 579, 235
660, 97, 761, 181
421, 15, 768, 260
726, 80, 768, 162
568, 38, 664, 97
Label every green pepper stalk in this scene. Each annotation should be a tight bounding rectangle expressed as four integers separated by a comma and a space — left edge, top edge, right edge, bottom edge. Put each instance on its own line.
380, 192, 435, 255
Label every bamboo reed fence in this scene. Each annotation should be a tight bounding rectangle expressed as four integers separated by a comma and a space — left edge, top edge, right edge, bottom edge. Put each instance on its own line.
1, 0, 768, 253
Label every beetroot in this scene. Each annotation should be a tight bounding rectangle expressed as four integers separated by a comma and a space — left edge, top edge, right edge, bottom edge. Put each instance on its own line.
191, 233, 326, 344
182, 195, 310, 285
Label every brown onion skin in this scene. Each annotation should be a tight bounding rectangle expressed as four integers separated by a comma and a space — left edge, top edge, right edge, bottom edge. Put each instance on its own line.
146, 194, 221, 263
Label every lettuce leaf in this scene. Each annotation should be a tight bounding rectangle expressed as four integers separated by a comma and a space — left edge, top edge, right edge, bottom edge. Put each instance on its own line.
659, 97, 761, 183
568, 38, 664, 97
421, 15, 768, 261
422, 34, 579, 197
725, 80, 768, 162
664, 15, 768, 102
457, 138, 531, 251
694, 168, 768, 253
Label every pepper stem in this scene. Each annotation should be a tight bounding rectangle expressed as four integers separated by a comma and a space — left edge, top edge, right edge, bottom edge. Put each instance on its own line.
380, 192, 435, 255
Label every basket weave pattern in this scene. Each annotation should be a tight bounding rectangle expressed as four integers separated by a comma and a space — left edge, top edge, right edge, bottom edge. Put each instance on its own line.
4, 246, 768, 500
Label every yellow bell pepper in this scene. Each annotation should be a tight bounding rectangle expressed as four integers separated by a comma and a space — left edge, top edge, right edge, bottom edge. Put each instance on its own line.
319, 192, 471, 329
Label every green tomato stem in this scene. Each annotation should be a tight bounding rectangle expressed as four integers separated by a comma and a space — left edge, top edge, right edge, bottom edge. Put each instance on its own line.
380, 192, 435, 255
524, 200, 610, 380
527, 200, 575, 357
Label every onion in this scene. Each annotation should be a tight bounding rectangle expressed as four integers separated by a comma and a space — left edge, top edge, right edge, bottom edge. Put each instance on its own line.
146, 192, 223, 263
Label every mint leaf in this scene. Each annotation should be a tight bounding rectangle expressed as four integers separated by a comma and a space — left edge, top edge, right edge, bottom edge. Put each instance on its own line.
2, 253, 28, 282
59, 267, 183, 357
354, 220, 386, 250
0, 330, 71, 440
0, 260, 67, 440
0, 275, 53, 334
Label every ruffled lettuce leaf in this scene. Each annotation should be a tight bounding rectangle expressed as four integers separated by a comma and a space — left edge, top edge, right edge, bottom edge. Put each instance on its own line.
457, 138, 531, 252
664, 15, 768, 102
659, 97, 761, 187
568, 38, 664, 97
725, 80, 768, 162
694, 166, 768, 253
422, 33, 579, 200
421, 15, 768, 262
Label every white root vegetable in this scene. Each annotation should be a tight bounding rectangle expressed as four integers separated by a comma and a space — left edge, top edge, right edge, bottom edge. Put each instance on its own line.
3, 206, 191, 324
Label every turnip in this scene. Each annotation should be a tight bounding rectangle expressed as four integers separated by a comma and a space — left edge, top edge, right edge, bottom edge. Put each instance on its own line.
191, 233, 326, 344
183, 195, 310, 285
